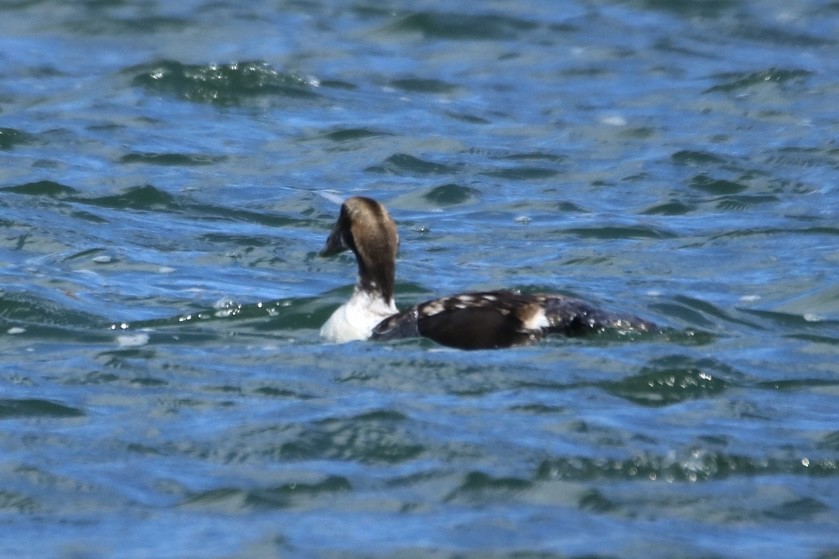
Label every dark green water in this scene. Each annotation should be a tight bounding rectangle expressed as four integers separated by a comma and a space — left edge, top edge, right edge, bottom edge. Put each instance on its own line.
2, 1, 838, 557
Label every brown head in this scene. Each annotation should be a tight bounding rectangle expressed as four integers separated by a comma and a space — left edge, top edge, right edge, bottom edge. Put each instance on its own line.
321, 197, 399, 302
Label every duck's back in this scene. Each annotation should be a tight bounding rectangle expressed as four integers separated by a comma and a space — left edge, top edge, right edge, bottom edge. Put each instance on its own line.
372, 290, 655, 350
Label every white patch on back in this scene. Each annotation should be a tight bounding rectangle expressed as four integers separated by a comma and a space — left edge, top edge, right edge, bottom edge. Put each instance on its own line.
421, 300, 446, 317
521, 306, 550, 331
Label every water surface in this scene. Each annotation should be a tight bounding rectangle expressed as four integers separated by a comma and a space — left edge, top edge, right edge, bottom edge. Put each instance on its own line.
2, 1, 839, 558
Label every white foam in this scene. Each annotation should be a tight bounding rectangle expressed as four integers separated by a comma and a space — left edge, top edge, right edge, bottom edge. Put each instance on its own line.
117, 333, 149, 347
601, 115, 627, 126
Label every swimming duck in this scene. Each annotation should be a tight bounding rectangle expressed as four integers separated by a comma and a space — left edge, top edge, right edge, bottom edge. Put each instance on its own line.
319, 196, 655, 349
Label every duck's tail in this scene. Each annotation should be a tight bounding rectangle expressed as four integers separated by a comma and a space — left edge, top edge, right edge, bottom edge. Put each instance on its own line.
539, 295, 657, 337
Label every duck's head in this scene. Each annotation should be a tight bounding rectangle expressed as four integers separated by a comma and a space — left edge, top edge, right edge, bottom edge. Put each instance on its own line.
321, 197, 399, 301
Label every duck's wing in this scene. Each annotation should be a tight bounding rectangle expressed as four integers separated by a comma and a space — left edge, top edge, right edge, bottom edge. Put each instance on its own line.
371, 291, 529, 349
372, 290, 656, 350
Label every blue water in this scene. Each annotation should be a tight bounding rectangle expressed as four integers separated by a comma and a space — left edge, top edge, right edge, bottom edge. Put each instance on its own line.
2, 1, 839, 557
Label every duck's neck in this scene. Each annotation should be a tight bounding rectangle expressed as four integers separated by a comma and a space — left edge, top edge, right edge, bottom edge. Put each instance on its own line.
349, 283, 397, 319
355, 251, 396, 309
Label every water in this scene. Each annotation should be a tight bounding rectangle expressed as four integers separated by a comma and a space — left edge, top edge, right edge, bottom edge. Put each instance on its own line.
2, 1, 839, 557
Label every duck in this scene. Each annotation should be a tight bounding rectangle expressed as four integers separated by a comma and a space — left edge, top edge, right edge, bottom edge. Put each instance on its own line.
319, 196, 656, 350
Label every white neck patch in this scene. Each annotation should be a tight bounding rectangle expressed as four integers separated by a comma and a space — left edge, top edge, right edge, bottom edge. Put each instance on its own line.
320, 288, 398, 343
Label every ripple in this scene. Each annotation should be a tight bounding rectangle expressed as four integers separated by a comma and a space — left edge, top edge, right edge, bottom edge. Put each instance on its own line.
444, 471, 532, 504
0, 490, 40, 514
817, 431, 839, 451
120, 296, 327, 334
422, 183, 480, 206
499, 151, 567, 163
692, 226, 839, 249
365, 153, 457, 176
755, 377, 839, 391
639, 0, 737, 18
272, 411, 425, 465
69, 184, 298, 227
741, 308, 839, 329
389, 77, 458, 94
762, 146, 839, 171
482, 166, 559, 180
651, 295, 760, 329
704, 68, 813, 94
605, 355, 735, 407
182, 475, 351, 511
0, 180, 77, 198
689, 174, 748, 195
387, 11, 539, 40
119, 152, 226, 166
81, 184, 177, 211
671, 149, 729, 167
564, 225, 677, 240
0, 399, 85, 420
536, 449, 839, 483
714, 194, 779, 210
731, 22, 834, 48
445, 111, 491, 124
129, 60, 320, 105
641, 200, 695, 215
0, 290, 105, 337
0, 127, 35, 150
320, 127, 393, 142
